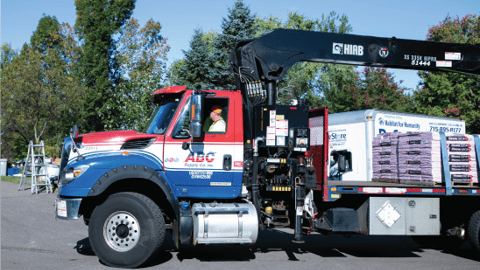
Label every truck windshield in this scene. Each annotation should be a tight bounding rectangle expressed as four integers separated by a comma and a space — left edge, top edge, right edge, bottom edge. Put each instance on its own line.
144, 99, 180, 134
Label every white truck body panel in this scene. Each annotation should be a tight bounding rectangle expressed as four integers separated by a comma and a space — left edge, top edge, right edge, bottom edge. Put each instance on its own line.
328, 109, 466, 181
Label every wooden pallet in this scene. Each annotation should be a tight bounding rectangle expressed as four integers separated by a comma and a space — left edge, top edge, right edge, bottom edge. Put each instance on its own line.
372, 178, 399, 184
399, 180, 438, 187
451, 181, 475, 187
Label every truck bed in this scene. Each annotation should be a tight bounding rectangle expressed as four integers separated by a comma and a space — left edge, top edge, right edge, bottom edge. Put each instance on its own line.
325, 180, 480, 200
328, 180, 478, 188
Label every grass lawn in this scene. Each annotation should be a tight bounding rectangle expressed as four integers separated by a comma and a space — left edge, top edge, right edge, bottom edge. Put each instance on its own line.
2, 175, 57, 193
1, 176, 22, 184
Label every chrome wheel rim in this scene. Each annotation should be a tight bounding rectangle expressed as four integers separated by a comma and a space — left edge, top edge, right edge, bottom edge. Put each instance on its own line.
103, 211, 140, 252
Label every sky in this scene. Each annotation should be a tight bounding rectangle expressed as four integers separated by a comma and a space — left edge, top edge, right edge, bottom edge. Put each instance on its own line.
1, 0, 479, 91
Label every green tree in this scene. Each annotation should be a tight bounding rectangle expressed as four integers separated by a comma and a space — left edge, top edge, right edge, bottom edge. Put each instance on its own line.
166, 58, 186, 86
1, 16, 85, 161
319, 67, 411, 114
413, 14, 480, 133
1, 45, 84, 150
331, 67, 411, 113
75, 0, 136, 132
176, 29, 216, 89
167, 30, 217, 87
211, 0, 257, 89
30, 15, 63, 54
315, 64, 357, 111
111, 18, 170, 131
256, 11, 353, 107
1, 43, 18, 69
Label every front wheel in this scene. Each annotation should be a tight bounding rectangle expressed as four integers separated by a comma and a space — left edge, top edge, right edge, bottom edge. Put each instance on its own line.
89, 192, 165, 268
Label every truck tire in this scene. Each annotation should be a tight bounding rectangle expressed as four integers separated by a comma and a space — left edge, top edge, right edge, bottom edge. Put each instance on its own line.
88, 192, 165, 268
467, 210, 480, 252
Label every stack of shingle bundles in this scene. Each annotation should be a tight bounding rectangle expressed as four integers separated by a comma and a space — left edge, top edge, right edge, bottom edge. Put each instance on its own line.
446, 134, 478, 184
397, 132, 442, 184
372, 132, 400, 182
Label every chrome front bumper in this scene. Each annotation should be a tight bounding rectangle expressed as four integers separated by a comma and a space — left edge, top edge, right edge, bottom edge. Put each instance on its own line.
55, 196, 82, 220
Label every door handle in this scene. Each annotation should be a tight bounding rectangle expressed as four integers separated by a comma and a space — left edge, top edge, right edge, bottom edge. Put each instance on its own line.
223, 154, 232, 171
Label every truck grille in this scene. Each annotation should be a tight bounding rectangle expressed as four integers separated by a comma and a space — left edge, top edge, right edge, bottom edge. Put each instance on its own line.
121, 138, 155, 150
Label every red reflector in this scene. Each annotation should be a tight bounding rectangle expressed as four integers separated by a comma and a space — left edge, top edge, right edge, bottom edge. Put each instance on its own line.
433, 189, 445, 193
290, 107, 297, 110
407, 188, 423, 193
458, 189, 468, 194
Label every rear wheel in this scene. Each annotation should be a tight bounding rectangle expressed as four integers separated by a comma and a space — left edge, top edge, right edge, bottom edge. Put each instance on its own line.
89, 192, 165, 268
467, 210, 480, 252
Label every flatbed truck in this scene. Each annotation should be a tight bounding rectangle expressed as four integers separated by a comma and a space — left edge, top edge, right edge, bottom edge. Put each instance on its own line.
55, 28, 480, 267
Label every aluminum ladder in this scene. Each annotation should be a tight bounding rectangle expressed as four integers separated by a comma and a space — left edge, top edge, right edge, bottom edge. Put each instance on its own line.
18, 141, 52, 194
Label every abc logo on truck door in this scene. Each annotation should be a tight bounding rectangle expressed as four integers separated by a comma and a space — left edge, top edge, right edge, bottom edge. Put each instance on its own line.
184, 152, 215, 163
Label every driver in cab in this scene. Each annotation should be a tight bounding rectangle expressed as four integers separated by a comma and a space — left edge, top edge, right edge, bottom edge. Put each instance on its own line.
207, 105, 226, 132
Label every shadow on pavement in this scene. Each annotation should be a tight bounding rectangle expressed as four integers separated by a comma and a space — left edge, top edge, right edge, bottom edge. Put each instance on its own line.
74, 237, 95, 256
440, 245, 480, 262
74, 227, 480, 267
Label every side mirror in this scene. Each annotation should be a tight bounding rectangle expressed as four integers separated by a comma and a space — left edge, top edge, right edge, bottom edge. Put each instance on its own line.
189, 93, 204, 138
70, 125, 79, 139
338, 155, 346, 172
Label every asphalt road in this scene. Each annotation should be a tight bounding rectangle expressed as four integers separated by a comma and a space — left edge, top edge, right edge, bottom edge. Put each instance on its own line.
2, 181, 480, 270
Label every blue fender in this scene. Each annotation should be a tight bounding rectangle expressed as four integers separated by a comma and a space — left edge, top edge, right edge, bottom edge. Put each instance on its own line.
60, 154, 177, 217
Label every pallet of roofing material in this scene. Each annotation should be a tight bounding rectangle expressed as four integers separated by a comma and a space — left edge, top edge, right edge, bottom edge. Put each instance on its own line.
397, 133, 479, 186
397, 132, 442, 185
447, 134, 478, 184
372, 132, 400, 183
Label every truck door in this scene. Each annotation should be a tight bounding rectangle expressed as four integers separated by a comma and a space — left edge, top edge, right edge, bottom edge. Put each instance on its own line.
164, 92, 241, 197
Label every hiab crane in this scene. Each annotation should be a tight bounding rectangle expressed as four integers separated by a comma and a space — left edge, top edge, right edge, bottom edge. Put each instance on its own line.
55, 29, 480, 268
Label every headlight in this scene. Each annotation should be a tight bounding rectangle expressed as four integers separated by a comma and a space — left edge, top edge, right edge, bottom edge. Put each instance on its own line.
59, 165, 90, 187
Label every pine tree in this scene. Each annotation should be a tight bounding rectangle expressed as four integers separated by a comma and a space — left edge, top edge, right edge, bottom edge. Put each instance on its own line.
75, 0, 136, 132
30, 15, 63, 54
211, 0, 257, 89
177, 29, 216, 90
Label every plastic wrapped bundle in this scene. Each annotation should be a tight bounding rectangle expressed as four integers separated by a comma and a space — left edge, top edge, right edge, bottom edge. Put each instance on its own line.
398, 138, 441, 149
372, 133, 401, 182
398, 162, 442, 183
399, 156, 437, 164
398, 169, 443, 183
403, 132, 441, 141
373, 153, 398, 166
446, 134, 474, 142
397, 132, 442, 184
451, 172, 478, 183
449, 154, 476, 162
382, 172, 399, 180
447, 136, 478, 184
373, 131, 479, 185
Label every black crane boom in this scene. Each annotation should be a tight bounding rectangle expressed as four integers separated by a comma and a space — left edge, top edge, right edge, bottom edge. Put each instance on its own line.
230, 28, 480, 104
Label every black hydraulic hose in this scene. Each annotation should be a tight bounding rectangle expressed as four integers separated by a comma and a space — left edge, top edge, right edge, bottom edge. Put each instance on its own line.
252, 137, 265, 225
252, 155, 262, 224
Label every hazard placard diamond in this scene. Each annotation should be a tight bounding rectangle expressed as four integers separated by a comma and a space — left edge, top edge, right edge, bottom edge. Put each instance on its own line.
376, 200, 401, 228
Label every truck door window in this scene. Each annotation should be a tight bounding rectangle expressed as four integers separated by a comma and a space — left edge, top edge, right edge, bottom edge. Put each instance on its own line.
203, 98, 229, 134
